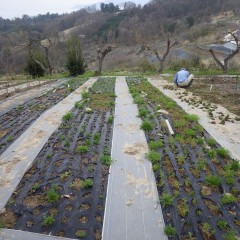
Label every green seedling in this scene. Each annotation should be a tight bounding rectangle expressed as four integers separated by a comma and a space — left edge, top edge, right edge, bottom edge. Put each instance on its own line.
138, 109, 148, 118
64, 139, 70, 147
224, 229, 238, 240
100, 154, 112, 166
107, 115, 114, 123
216, 148, 229, 158
147, 151, 160, 164
164, 225, 176, 237
93, 133, 101, 145
76, 230, 87, 238
46, 187, 60, 203
76, 145, 89, 153
184, 128, 195, 137
149, 140, 164, 150
205, 175, 222, 187
200, 223, 215, 238
46, 153, 52, 159
6, 136, 14, 142
221, 193, 237, 205
177, 198, 189, 217
60, 171, 72, 181
152, 163, 161, 172
207, 149, 217, 159
82, 178, 93, 188
82, 91, 89, 99
160, 193, 174, 208
184, 114, 199, 122
217, 219, 228, 230
141, 120, 153, 131
42, 215, 55, 226
206, 138, 216, 146
62, 112, 73, 121
75, 101, 83, 109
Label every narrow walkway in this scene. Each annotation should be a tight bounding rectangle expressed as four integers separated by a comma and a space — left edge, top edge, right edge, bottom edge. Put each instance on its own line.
0, 77, 97, 211
102, 77, 167, 240
0, 229, 76, 240
0, 78, 68, 116
149, 78, 240, 160
0, 79, 55, 97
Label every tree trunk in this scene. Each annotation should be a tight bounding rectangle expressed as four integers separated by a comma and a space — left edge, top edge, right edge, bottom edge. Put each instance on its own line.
97, 58, 103, 76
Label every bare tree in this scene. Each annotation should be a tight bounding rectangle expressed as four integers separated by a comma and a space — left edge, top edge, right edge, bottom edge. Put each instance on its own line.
142, 36, 177, 73
208, 31, 240, 74
96, 46, 114, 76
40, 38, 54, 75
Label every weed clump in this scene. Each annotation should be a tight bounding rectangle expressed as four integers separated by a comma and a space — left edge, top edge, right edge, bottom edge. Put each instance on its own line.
164, 225, 176, 237
62, 112, 74, 121
160, 193, 174, 208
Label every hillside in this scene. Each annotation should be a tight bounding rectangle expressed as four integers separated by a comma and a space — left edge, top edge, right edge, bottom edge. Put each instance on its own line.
0, 0, 240, 75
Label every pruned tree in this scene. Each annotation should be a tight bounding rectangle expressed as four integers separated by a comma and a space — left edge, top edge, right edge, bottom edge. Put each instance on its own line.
40, 38, 54, 75
208, 31, 240, 74
142, 36, 177, 73
96, 45, 113, 76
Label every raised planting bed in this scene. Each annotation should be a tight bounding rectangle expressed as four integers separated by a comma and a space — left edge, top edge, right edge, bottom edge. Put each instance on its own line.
127, 77, 240, 240
0, 77, 116, 239
0, 77, 87, 155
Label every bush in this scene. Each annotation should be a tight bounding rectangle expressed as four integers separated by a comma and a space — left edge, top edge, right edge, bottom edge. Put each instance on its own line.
25, 52, 46, 78
66, 35, 86, 76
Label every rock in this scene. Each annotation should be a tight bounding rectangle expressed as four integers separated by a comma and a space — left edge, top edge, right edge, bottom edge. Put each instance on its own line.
85, 108, 92, 113
201, 186, 212, 196
157, 109, 169, 115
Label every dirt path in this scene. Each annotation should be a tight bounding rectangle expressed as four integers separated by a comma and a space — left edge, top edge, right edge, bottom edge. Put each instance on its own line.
148, 77, 240, 160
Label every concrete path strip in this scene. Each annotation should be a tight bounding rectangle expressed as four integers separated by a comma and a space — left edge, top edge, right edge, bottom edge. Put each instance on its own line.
102, 77, 167, 240
0, 78, 68, 116
149, 77, 240, 160
0, 77, 97, 211
0, 229, 77, 240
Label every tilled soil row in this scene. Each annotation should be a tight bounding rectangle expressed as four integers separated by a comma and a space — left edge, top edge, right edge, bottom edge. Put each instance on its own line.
0, 77, 115, 240
127, 77, 240, 240
0, 78, 87, 155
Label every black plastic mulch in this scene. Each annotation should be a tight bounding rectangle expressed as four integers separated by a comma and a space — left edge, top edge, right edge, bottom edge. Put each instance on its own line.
127, 77, 240, 240
2, 77, 115, 240
0, 78, 86, 155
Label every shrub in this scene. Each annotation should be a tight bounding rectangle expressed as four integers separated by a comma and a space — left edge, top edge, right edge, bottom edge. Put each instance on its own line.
66, 35, 86, 76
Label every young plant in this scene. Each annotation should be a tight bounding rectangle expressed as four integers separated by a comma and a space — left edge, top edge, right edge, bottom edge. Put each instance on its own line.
62, 112, 73, 121
206, 138, 216, 146
138, 109, 148, 118
100, 154, 112, 166
46, 187, 60, 203
221, 193, 237, 205
149, 140, 164, 150
76, 145, 89, 153
147, 151, 160, 164
217, 219, 228, 230
82, 178, 93, 188
76, 230, 87, 238
141, 119, 153, 131
75, 101, 83, 109
160, 193, 174, 208
224, 229, 238, 240
42, 215, 55, 226
93, 133, 101, 145
164, 225, 176, 237
216, 148, 229, 158
205, 175, 222, 187
184, 114, 199, 122
107, 115, 114, 123
177, 198, 189, 217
